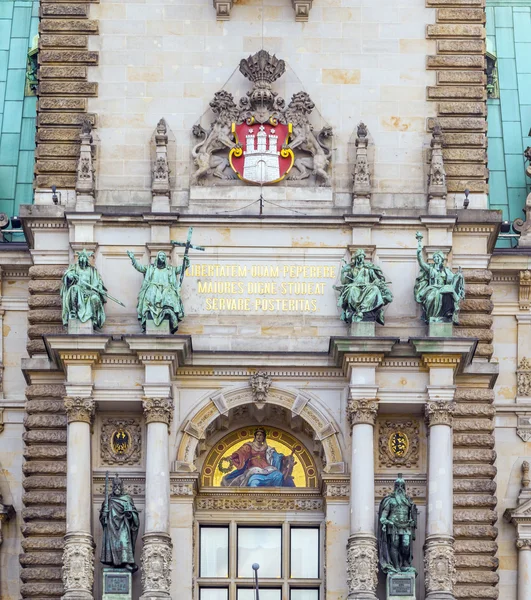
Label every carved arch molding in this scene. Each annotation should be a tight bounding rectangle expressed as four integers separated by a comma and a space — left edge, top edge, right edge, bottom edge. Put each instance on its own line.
214, 1, 312, 22
176, 386, 345, 474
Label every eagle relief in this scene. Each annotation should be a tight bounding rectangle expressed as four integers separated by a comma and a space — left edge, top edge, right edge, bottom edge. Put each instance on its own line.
191, 50, 332, 187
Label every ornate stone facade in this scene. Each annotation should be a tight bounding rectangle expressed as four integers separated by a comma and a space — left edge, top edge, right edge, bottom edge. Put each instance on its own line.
64, 397, 95, 424
425, 400, 455, 428
346, 398, 379, 427
346, 536, 378, 597
424, 539, 457, 596
62, 533, 95, 600
140, 534, 173, 598
142, 397, 174, 426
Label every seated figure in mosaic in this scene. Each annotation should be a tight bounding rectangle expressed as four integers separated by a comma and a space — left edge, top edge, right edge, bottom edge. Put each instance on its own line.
60, 249, 106, 329
414, 231, 465, 324
127, 250, 189, 333
334, 249, 392, 325
221, 427, 295, 488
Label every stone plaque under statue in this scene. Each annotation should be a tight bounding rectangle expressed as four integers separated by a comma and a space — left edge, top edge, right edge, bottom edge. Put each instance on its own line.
387, 572, 415, 599
102, 568, 132, 600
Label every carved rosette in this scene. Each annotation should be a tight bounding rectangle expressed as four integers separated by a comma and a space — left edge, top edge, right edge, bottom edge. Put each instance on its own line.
347, 398, 378, 428
425, 400, 455, 428
424, 540, 457, 595
346, 536, 378, 596
142, 397, 174, 426
516, 538, 531, 549
62, 534, 94, 598
141, 534, 173, 597
64, 397, 95, 424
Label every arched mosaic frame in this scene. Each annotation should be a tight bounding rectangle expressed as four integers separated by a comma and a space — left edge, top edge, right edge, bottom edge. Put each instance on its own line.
201, 425, 318, 488
175, 386, 345, 475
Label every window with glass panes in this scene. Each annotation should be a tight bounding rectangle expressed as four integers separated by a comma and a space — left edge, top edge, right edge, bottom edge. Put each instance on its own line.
198, 522, 322, 600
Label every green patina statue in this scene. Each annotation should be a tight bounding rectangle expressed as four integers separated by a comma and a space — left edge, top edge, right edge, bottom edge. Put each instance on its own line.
127, 250, 189, 333
377, 474, 418, 575
100, 473, 139, 572
414, 231, 465, 324
60, 249, 107, 329
334, 249, 393, 325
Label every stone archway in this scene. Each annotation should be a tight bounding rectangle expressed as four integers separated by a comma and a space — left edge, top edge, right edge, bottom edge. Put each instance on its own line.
175, 385, 346, 474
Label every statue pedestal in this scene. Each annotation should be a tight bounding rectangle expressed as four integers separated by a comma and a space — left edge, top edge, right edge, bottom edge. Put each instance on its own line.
350, 321, 375, 337
146, 318, 170, 335
386, 573, 416, 600
102, 568, 132, 600
68, 318, 93, 334
428, 321, 453, 338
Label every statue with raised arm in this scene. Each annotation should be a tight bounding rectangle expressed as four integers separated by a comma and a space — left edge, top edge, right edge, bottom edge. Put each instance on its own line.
334, 249, 393, 325
377, 474, 418, 575
414, 231, 465, 324
127, 250, 189, 333
60, 249, 106, 329
100, 473, 139, 572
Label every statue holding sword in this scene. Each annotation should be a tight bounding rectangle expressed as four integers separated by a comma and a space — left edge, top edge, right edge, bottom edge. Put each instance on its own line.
61, 248, 124, 330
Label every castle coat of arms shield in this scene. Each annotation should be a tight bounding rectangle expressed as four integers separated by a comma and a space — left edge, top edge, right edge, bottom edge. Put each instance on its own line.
229, 122, 294, 185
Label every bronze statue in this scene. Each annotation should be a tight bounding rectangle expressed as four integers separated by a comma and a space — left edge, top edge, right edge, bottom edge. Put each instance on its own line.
100, 473, 139, 572
377, 474, 417, 575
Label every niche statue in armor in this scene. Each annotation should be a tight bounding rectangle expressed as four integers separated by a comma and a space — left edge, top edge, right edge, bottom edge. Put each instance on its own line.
377, 474, 418, 575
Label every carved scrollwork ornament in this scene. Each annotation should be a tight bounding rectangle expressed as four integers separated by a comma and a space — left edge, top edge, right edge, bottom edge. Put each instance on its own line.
62, 536, 95, 594
516, 538, 531, 549
142, 397, 174, 426
425, 400, 455, 427
64, 397, 95, 424
141, 535, 173, 595
347, 398, 378, 428
346, 536, 378, 595
424, 542, 457, 594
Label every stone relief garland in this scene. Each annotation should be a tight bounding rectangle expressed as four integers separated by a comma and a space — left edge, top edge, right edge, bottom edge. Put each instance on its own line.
378, 418, 420, 469
100, 418, 142, 466
346, 537, 378, 595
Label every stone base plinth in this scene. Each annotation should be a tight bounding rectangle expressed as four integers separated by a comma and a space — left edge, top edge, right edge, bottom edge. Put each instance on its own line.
68, 318, 93, 334
140, 533, 173, 599
428, 321, 453, 338
350, 321, 375, 337
102, 568, 132, 600
146, 318, 170, 334
387, 572, 416, 599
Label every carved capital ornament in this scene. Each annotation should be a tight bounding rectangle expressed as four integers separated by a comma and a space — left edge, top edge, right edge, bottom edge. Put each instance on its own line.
347, 398, 378, 427
142, 397, 174, 426
425, 400, 455, 427
64, 397, 95, 424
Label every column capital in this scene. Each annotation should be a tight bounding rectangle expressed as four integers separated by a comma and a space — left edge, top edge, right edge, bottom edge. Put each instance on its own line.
64, 397, 95, 424
425, 400, 455, 427
516, 538, 531, 549
142, 397, 174, 426
347, 398, 378, 427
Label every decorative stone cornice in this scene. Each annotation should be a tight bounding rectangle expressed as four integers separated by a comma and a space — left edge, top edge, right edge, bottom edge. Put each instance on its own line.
347, 398, 378, 427
516, 538, 531, 549
64, 397, 95, 424
142, 397, 174, 426
59, 352, 100, 365
425, 400, 455, 427
420, 354, 461, 371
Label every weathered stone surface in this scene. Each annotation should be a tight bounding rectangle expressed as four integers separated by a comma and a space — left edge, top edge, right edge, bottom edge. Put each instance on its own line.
40, 4, 88, 16
442, 133, 486, 146
453, 418, 494, 432
455, 555, 499, 569
38, 128, 83, 142
22, 461, 66, 476
22, 491, 66, 506
21, 522, 66, 536
464, 283, 493, 297
29, 265, 65, 280
23, 476, 66, 491
21, 567, 63, 582
427, 23, 485, 37
23, 446, 67, 460
22, 537, 65, 552
454, 540, 498, 555
26, 384, 65, 399
457, 313, 493, 328
20, 582, 64, 597
24, 414, 68, 429
28, 325, 65, 338
437, 40, 485, 53
452, 328, 493, 342
454, 433, 495, 448
428, 86, 485, 100
437, 71, 486, 85
455, 388, 494, 402
427, 0, 483, 5
454, 479, 496, 493
438, 102, 486, 117
20, 553, 63, 566
37, 144, 80, 158
27, 339, 47, 355
39, 97, 86, 111
454, 448, 496, 462
454, 524, 498, 539
28, 280, 62, 294
460, 299, 494, 313
453, 494, 497, 507
429, 117, 486, 131
28, 310, 64, 324
39, 81, 98, 96
428, 54, 485, 68
22, 506, 66, 521
454, 585, 498, 599
454, 404, 495, 417
22, 430, 67, 445
28, 296, 63, 309
454, 509, 497, 524
38, 112, 96, 126
39, 66, 87, 79
437, 8, 484, 21
39, 49, 98, 64
25, 400, 65, 414
454, 464, 497, 478
456, 571, 499, 584
35, 159, 78, 173
475, 343, 493, 358
443, 148, 486, 162
40, 19, 98, 33
40, 34, 88, 48
36, 175, 77, 189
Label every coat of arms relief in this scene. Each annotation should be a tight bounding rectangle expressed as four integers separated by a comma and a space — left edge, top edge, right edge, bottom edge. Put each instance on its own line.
191, 50, 332, 187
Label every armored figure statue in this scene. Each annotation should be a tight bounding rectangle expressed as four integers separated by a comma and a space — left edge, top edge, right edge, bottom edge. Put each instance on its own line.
100, 473, 140, 572
334, 249, 393, 325
377, 474, 418, 575
414, 231, 465, 324
60, 249, 107, 329
127, 250, 189, 333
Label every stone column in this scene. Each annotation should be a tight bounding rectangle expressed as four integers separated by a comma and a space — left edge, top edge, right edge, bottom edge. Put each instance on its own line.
62, 397, 96, 600
346, 395, 379, 599
140, 397, 174, 600
516, 539, 531, 600
424, 394, 456, 600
